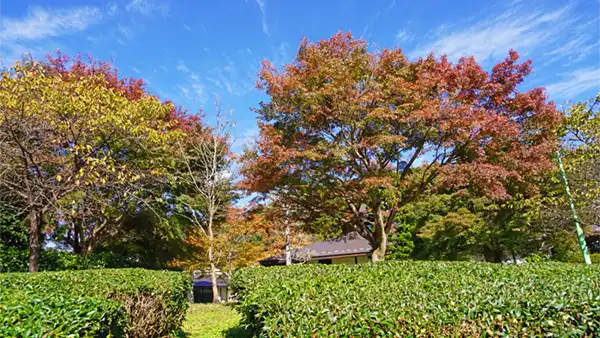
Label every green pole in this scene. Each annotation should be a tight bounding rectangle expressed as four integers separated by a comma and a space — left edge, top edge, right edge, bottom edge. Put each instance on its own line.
555, 151, 591, 265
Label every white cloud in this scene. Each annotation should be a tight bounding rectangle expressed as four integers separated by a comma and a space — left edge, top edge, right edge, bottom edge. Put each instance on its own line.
255, 0, 269, 36
177, 83, 207, 103
232, 126, 260, 154
117, 25, 135, 39
192, 83, 206, 99
175, 61, 207, 103
126, 0, 169, 16
176, 60, 190, 72
218, 73, 234, 93
183, 24, 192, 31
386, 0, 396, 14
545, 67, 600, 99
545, 38, 598, 66
107, 3, 119, 16
544, 18, 599, 66
2, 6, 102, 41
190, 73, 200, 82
178, 85, 191, 98
396, 29, 414, 44
199, 24, 209, 36
132, 67, 141, 74
206, 76, 223, 89
409, 4, 573, 63
271, 41, 290, 66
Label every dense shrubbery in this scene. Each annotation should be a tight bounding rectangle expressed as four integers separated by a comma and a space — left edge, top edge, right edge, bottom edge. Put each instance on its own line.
232, 261, 600, 337
0, 249, 111, 272
0, 269, 190, 337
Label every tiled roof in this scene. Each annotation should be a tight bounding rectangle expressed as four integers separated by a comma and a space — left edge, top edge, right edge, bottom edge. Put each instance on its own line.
260, 232, 372, 265
301, 232, 372, 258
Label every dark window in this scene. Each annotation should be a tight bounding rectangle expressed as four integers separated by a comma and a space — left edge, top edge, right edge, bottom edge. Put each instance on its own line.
318, 259, 332, 264
193, 286, 213, 303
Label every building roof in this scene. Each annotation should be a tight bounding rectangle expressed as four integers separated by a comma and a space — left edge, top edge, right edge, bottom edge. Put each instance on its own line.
260, 232, 372, 266
193, 276, 228, 287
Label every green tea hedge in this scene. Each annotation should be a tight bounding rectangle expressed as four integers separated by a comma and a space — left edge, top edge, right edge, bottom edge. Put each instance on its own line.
232, 261, 600, 337
0, 268, 190, 337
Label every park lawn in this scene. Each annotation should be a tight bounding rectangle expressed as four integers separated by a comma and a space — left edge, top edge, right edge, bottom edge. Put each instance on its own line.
183, 303, 251, 338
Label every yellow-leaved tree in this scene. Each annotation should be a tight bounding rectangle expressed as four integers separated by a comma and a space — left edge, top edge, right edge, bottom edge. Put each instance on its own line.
0, 56, 181, 271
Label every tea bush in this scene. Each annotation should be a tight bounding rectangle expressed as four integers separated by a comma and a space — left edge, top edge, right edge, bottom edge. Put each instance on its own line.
232, 261, 600, 337
0, 268, 190, 337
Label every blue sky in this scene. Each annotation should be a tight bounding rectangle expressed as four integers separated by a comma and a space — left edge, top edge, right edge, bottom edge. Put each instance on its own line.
1, 0, 599, 154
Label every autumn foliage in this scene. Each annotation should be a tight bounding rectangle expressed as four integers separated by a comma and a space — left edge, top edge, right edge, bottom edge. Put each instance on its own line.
0, 54, 192, 271
172, 206, 295, 275
240, 32, 563, 261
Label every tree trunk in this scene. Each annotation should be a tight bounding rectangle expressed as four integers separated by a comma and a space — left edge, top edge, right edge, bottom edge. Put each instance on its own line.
371, 208, 388, 263
483, 246, 503, 263
73, 221, 82, 255
28, 211, 43, 273
208, 214, 219, 303
371, 230, 388, 263
284, 219, 292, 266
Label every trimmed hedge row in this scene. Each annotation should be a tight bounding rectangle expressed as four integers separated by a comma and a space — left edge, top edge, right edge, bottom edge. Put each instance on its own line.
232, 261, 600, 337
0, 248, 110, 273
0, 268, 191, 337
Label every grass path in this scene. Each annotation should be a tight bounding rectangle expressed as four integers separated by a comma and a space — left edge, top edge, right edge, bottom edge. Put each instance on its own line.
183, 303, 252, 338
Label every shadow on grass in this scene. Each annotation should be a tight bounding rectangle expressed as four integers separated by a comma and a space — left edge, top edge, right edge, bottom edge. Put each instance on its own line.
223, 325, 254, 338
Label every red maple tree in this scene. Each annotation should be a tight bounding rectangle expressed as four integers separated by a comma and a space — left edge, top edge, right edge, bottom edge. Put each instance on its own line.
240, 32, 563, 262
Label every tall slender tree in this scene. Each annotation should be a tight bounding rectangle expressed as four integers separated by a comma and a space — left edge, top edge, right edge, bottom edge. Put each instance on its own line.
171, 106, 234, 302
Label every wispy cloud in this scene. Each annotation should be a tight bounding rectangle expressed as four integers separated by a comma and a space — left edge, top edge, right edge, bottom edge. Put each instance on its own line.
544, 18, 599, 66
361, 11, 381, 39
232, 126, 260, 154
175, 60, 207, 103
544, 39, 598, 67
409, 3, 573, 63
255, 0, 269, 36
192, 83, 206, 98
545, 67, 600, 99
2, 6, 102, 41
177, 85, 191, 98
176, 60, 190, 72
126, 0, 169, 17
199, 24, 209, 36
107, 3, 119, 16
396, 29, 414, 44
268, 41, 292, 68
183, 24, 192, 31
132, 67, 141, 74
386, 0, 396, 14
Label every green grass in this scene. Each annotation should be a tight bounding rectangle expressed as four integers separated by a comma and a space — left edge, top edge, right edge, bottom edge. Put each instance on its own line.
183, 303, 252, 338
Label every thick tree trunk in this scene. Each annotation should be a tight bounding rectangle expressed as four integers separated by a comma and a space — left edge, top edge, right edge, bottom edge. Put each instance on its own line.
371, 207, 389, 263
371, 230, 388, 263
208, 214, 219, 303
28, 211, 43, 273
